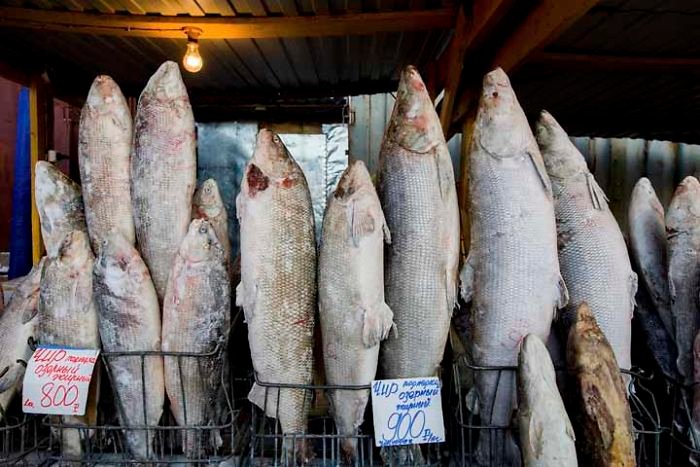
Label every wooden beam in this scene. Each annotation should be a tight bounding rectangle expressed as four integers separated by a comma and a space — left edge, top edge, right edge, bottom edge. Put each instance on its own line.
451, 0, 600, 127
457, 110, 475, 258
438, 0, 510, 133
29, 75, 48, 264
0, 7, 455, 39
530, 52, 700, 72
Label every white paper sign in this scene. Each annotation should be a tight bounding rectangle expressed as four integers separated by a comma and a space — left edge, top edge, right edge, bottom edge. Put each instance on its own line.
22, 346, 100, 416
370, 377, 445, 447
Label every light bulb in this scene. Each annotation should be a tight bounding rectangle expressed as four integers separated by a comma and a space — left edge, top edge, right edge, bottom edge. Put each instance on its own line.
183, 40, 203, 73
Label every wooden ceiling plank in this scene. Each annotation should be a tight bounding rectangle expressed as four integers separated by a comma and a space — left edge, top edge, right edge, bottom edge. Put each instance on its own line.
451, 0, 601, 127
0, 7, 455, 38
437, 0, 510, 133
531, 52, 700, 72
195, 0, 236, 15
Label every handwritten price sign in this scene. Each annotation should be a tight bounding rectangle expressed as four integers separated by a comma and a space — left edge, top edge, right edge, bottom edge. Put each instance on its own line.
22, 346, 100, 416
370, 377, 445, 447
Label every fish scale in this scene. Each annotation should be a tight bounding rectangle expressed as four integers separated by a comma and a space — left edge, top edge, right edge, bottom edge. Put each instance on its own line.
131, 61, 196, 301
536, 110, 635, 373
237, 129, 316, 453
79, 75, 134, 252
460, 69, 565, 467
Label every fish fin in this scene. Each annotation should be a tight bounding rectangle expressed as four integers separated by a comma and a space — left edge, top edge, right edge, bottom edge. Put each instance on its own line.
380, 209, 392, 244
459, 255, 475, 303
629, 272, 638, 319
348, 200, 376, 247
445, 268, 457, 318
435, 145, 455, 201
586, 173, 610, 210
235, 193, 242, 221
556, 274, 569, 309
528, 414, 545, 458
362, 302, 395, 348
527, 150, 553, 198
21, 304, 38, 325
235, 282, 244, 308
236, 282, 257, 324
248, 382, 279, 420
465, 388, 479, 415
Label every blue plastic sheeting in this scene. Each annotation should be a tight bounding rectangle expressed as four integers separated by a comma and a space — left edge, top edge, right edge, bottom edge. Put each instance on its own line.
8, 87, 32, 279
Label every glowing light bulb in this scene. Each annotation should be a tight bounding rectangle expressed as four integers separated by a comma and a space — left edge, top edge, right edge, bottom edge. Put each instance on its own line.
183, 39, 203, 73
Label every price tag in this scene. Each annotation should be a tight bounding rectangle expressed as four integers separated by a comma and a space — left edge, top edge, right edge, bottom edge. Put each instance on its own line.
370, 377, 445, 447
22, 346, 100, 416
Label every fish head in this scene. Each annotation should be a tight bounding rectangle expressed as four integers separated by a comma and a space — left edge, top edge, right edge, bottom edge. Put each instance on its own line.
193, 178, 224, 218
334, 160, 374, 201
96, 231, 138, 281
519, 334, 556, 385
35, 161, 78, 205
536, 110, 587, 179
475, 68, 531, 159
631, 178, 664, 215
57, 230, 92, 266
180, 219, 225, 263
386, 66, 443, 154
246, 129, 304, 195
139, 61, 188, 105
84, 75, 130, 124
667, 176, 700, 232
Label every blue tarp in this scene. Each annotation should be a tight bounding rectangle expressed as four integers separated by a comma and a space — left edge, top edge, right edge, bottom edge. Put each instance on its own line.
8, 87, 32, 279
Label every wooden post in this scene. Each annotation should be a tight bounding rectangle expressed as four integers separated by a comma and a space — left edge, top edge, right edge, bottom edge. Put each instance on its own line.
29, 74, 48, 264
458, 111, 476, 258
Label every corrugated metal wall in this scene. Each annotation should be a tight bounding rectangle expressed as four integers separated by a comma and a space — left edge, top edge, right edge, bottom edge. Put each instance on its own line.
349, 93, 700, 238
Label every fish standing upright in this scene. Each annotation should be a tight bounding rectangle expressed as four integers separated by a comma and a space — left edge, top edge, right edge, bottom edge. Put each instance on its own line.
0, 259, 44, 419
131, 61, 196, 300
193, 178, 231, 267
162, 219, 230, 458
460, 69, 566, 467
567, 303, 635, 466
39, 231, 100, 459
319, 160, 393, 463
236, 129, 316, 460
378, 66, 460, 379
517, 334, 577, 467
35, 161, 87, 257
667, 176, 700, 383
629, 177, 674, 338
536, 110, 635, 373
93, 233, 163, 460
79, 75, 134, 252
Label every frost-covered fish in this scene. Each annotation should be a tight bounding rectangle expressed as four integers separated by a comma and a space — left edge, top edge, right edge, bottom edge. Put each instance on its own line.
629, 177, 674, 338
517, 334, 577, 467
39, 231, 99, 459
460, 69, 565, 466
79, 75, 134, 252
236, 129, 316, 460
536, 110, 635, 372
163, 219, 230, 457
0, 260, 44, 419
635, 284, 678, 381
131, 61, 196, 300
567, 303, 635, 466
378, 66, 459, 380
667, 176, 700, 384
319, 160, 393, 462
35, 161, 87, 257
193, 178, 231, 267
93, 232, 163, 460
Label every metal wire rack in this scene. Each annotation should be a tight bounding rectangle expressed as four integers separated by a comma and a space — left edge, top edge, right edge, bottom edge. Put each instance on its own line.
665, 378, 700, 467
0, 414, 46, 465
245, 377, 444, 466
449, 356, 665, 467
43, 343, 242, 465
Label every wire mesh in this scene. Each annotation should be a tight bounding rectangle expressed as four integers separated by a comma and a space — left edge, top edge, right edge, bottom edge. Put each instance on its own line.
43, 344, 242, 465
0, 414, 46, 465
449, 356, 665, 467
245, 376, 444, 466
666, 378, 700, 466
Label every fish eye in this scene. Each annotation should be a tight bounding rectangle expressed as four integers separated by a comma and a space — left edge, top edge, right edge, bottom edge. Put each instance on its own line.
204, 187, 211, 194
199, 225, 208, 234
273, 135, 280, 144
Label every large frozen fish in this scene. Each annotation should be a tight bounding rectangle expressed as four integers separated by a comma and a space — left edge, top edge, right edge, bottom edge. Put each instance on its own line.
39, 230, 100, 459
163, 219, 230, 457
517, 334, 577, 467
667, 176, 700, 383
93, 232, 163, 460
319, 160, 393, 462
634, 284, 678, 381
0, 259, 44, 419
35, 161, 87, 257
193, 178, 231, 267
536, 110, 635, 372
79, 75, 134, 252
131, 61, 196, 300
567, 303, 635, 466
236, 129, 316, 459
460, 69, 565, 466
378, 66, 459, 380
629, 177, 674, 338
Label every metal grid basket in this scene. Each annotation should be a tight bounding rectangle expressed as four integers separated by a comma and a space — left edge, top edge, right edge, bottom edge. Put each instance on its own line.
0, 414, 46, 465
666, 378, 700, 466
43, 344, 242, 465
245, 377, 444, 466
449, 356, 665, 467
